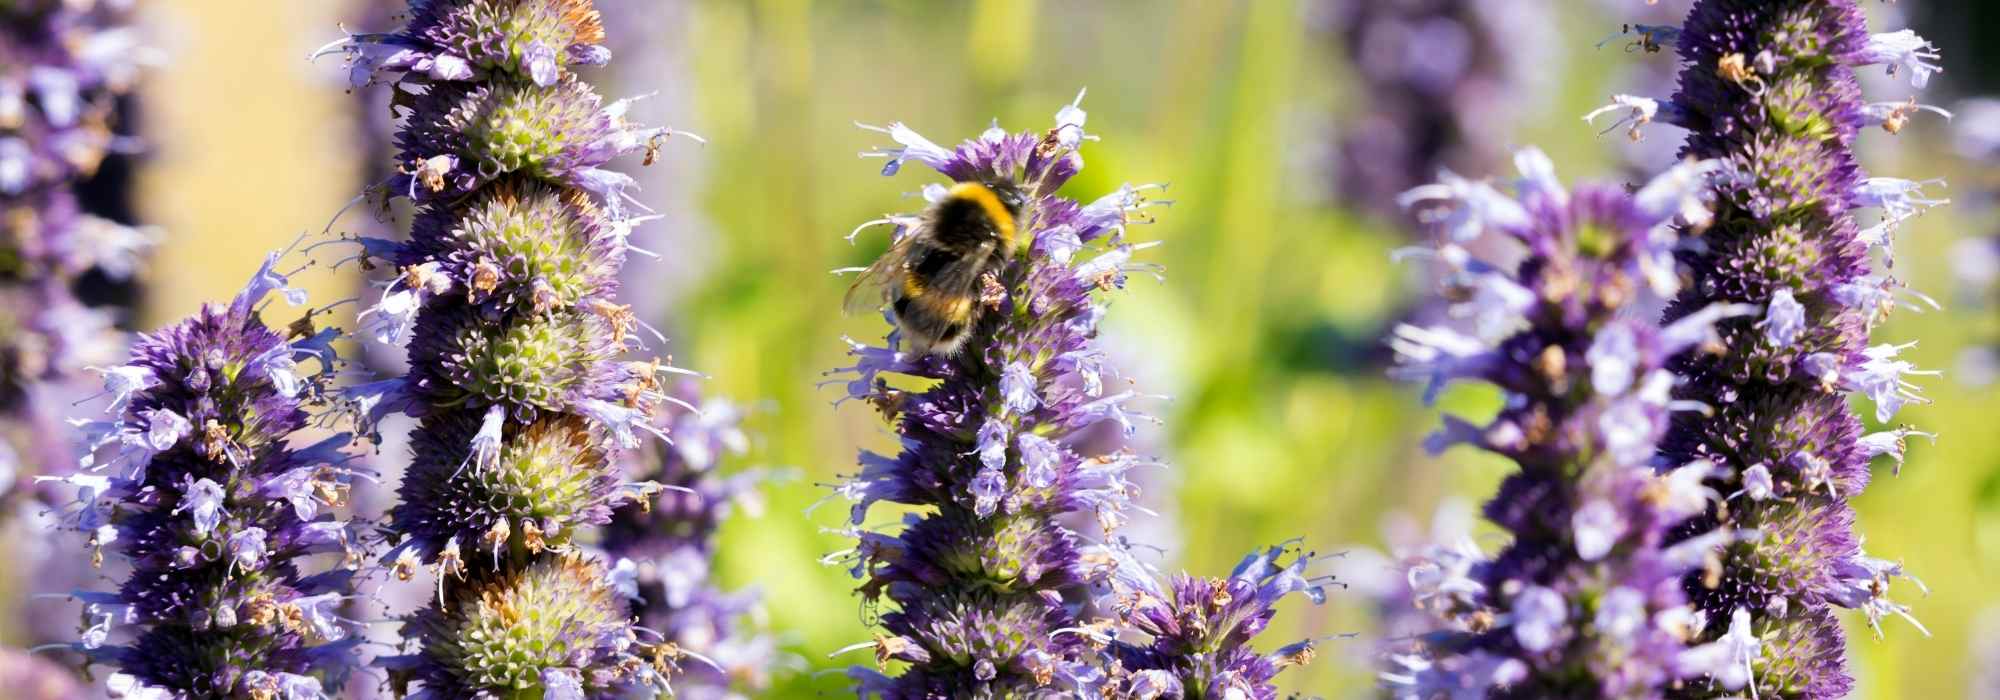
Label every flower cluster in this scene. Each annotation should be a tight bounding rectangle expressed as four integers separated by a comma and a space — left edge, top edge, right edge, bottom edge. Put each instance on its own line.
1094, 542, 1329, 698
1631, 1, 1939, 696
828, 97, 1326, 698
1314, 0, 1558, 221
329, 1, 693, 696
43, 254, 361, 697
1382, 149, 1759, 698
604, 381, 782, 698
0, 0, 156, 502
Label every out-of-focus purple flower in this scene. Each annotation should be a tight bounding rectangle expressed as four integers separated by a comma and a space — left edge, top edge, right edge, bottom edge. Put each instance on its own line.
595, 0, 710, 323
44, 256, 362, 696
0, 0, 159, 499
1314, 0, 1559, 222
1382, 148, 1754, 698
2, 2, 161, 660
1647, 2, 1940, 696
604, 381, 786, 698
335, 2, 698, 697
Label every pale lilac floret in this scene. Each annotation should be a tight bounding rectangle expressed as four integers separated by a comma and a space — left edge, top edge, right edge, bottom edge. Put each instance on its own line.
1674, 609, 1762, 692
1860, 30, 1944, 88
1760, 289, 1806, 347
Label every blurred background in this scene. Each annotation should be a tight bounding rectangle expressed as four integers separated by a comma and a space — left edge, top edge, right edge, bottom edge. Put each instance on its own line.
17, 0, 1997, 697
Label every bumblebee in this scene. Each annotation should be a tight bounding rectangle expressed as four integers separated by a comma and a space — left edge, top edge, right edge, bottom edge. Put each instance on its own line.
849, 179, 1029, 356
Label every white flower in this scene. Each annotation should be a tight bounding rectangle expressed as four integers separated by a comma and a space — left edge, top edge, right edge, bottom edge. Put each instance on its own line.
460, 404, 507, 476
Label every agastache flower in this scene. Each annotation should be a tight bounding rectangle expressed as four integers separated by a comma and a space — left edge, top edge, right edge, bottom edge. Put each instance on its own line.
0, 0, 159, 517
1095, 542, 1334, 698
1382, 148, 1753, 698
829, 97, 1324, 699
46, 254, 362, 696
828, 97, 1153, 697
1314, 0, 1560, 222
339, 2, 695, 696
1648, 2, 1940, 697
604, 382, 784, 698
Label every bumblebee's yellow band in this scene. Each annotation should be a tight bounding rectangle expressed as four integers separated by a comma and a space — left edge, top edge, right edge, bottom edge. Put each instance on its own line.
948, 182, 1017, 250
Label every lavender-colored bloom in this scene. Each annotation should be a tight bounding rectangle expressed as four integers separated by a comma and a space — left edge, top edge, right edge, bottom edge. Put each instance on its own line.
1382, 150, 1753, 698
1315, 0, 1558, 221
604, 381, 782, 698
1097, 543, 1331, 699
2, 2, 160, 658
829, 98, 1151, 697
1648, 2, 1940, 696
332, 2, 694, 697
44, 258, 362, 696
829, 97, 1322, 698
0, 0, 157, 493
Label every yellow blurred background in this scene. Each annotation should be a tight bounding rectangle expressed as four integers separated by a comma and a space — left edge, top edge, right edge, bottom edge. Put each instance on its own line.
114, 1, 1996, 697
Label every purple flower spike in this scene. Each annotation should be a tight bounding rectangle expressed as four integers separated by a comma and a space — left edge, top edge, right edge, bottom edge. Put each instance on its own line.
341, 2, 698, 696
1382, 148, 1757, 698
831, 97, 1322, 698
604, 381, 784, 698
48, 255, 362, 697
1645, 1, 1942, 697
831, 98, 1151, 697
1, 0, 158, 513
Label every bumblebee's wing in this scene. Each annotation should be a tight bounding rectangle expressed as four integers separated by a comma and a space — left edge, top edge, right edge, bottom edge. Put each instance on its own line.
842, 234, 915, 315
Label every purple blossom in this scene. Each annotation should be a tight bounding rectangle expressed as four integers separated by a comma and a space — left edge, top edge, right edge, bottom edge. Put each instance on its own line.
0, 0, 159, 574
1315, 0, 1559, 222
1383, 148, 1748, 698
603, 382, 784, 698
829, 97, 1323, 698
1098, 543, 1332, 698
1650, 2, 1940, 696
45, 257, 362, 695
341, 2, 697, 696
